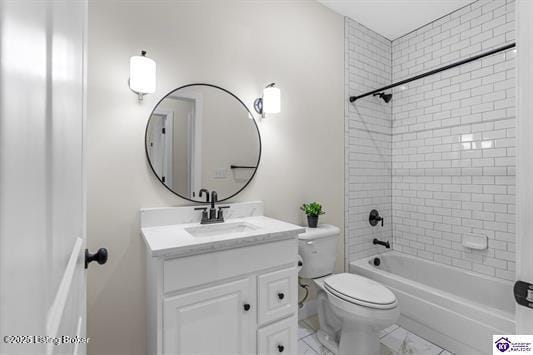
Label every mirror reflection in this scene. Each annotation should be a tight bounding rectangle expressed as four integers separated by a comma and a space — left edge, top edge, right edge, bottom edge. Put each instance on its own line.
145, 84, 261, 202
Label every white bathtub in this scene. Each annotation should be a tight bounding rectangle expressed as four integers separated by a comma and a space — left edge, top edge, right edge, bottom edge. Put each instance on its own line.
350, 251, 515, 355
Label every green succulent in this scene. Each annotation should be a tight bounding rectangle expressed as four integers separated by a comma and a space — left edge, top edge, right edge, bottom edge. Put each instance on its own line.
300, 202, 325, 217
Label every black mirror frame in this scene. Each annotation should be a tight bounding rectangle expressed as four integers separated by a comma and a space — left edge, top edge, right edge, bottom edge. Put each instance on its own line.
145, 83, 262, 203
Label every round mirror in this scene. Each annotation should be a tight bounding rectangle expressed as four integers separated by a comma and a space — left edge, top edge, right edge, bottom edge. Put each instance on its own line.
145, 84, 261, 202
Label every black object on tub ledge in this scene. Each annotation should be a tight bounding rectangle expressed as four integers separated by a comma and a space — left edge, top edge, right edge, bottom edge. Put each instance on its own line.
373, 238, 390, 249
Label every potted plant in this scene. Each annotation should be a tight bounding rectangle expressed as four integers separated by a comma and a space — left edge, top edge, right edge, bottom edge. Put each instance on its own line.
300, 202, 325, 228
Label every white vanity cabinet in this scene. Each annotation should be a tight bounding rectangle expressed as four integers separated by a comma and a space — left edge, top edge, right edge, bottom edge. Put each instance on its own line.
146, 237, 300, 355
141, 202, 304, 355
163, 278, 254, 354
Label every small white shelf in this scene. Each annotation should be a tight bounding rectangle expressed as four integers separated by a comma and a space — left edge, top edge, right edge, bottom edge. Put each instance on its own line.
462, 233, 488, 250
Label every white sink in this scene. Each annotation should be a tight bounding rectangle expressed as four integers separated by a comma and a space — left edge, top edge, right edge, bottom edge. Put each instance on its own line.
185, 221, 260, 238
141, 202, 307, 257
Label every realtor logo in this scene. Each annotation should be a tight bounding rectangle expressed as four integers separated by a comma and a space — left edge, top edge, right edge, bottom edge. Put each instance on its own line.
493, 335, 533, 354
495, 337, 511, 352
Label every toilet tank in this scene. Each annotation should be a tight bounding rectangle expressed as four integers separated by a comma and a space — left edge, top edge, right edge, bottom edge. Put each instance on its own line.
298, 224, 340, 279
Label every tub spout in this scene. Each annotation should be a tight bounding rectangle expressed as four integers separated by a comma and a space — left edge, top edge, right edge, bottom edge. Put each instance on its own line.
373, 238, 390, 248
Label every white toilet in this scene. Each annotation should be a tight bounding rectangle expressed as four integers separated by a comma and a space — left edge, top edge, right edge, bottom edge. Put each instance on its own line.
298, 225, 399, 355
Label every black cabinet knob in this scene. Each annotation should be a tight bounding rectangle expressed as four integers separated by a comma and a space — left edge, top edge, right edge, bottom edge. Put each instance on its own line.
243, 303, 251, 311
85, 248, 108, 269
277, 293, 285, 300
277, 345, 284, 353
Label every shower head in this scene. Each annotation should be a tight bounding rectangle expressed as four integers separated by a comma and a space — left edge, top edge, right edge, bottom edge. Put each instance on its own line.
373, 92, 392, 103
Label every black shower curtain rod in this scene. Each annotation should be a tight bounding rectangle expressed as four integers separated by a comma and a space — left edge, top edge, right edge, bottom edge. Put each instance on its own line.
349, 42, 516, 103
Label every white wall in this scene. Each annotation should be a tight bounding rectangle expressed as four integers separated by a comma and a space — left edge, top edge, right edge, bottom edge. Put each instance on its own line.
195, 86, 259, 198
391, 0, 516, 280
345, 18, 393, 264
344, 0, 516, 280
87, 1, 344, 354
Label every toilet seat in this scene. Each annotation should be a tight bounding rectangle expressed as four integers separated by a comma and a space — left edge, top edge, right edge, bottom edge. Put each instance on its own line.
323, 273, 397, 310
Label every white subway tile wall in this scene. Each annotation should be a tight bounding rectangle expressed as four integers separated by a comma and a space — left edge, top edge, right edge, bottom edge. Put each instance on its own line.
391, 0, 516, 280
345, 18, 393, 265
345, 0, 516, 280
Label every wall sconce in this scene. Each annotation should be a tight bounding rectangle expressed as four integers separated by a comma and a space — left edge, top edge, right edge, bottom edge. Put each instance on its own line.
129, 50, 156, 100
254, 83, 280, 118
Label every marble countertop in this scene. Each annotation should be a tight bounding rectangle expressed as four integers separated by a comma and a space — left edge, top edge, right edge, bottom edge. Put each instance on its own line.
141, 215, 305, 258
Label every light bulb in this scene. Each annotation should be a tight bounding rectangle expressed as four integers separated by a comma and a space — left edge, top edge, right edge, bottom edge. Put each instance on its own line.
129, 50, 156, 99
262, 85, 280, 114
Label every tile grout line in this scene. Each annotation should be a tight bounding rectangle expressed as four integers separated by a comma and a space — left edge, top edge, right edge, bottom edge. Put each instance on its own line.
302, 318, 318, 332
302, 337, 322, 355
297, 339, 319, 355
378, 325, 400, 339
301, 318, 454, 354
393, 116, 515, 137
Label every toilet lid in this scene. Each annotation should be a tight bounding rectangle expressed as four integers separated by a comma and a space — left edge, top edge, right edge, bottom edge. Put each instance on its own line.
323, 273, 397, 308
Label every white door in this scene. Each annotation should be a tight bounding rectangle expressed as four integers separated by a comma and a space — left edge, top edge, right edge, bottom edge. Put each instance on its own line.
147, 114, 166, 179
147, 112, 173, 187
0, 1, 91, 354
516, 0, 533, 333
163, 278, 254, 355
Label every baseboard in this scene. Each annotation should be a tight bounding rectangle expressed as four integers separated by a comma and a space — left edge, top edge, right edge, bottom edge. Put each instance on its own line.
298, 298, 317, 320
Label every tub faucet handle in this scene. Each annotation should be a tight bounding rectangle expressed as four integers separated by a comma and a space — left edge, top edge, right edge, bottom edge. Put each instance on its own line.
369, 209, 384, 227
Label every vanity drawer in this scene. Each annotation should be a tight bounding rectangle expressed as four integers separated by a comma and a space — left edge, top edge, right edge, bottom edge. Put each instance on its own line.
257, 267, 297, 325
257, 316, 297, 355
163, 238, 297, 294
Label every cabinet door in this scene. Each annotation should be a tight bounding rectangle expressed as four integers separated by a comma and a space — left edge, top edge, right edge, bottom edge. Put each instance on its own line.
257, 316, 297, 355
163, 278, 254, 355
258, 267, 298, 325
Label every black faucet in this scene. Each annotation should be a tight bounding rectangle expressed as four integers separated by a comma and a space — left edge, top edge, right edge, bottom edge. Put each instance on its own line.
199, 188, 210, 203
194, 190, 230, 224
373, 238, 390, 248
209, 191, 218, 220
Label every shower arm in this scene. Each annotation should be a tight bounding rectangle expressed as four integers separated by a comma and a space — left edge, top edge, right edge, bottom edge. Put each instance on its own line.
349, 42, 516, 103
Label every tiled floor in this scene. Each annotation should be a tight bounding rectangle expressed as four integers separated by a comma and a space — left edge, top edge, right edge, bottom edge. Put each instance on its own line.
298, 316, 454, 355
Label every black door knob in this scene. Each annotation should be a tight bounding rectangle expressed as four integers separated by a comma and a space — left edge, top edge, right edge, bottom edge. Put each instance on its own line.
243, 303, 251, 311
277, 293, 285, 300
85, 248, 108, 269
277, 345, 284, 352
